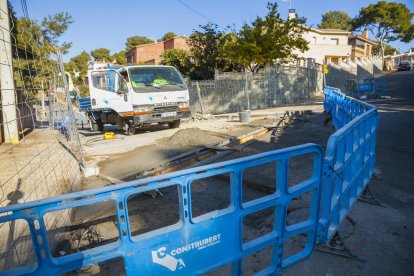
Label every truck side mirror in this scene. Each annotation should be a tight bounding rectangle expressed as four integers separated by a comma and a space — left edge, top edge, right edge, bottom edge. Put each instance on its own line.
117, 80, 128, 95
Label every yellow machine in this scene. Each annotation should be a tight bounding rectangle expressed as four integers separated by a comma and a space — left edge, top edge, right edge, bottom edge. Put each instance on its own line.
104, 132, 115, 140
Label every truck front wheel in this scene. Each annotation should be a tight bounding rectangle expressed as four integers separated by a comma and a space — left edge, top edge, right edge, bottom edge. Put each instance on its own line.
90, 118, 103, 132
168, 120, 181, 128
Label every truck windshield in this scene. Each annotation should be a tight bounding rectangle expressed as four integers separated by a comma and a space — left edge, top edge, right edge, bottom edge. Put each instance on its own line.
128, 66, 186, 93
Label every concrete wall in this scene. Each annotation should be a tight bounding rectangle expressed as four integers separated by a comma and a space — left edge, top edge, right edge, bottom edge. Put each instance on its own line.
189, 65, 323, 115
325, 56, 383, 92
302, 30, 349, 46
0, 96, 3, 144
297, 44, 352, 64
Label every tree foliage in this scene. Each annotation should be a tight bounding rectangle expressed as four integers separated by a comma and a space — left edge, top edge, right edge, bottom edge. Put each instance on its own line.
373, 44, 399, 56
161, 49, 192, 76
161, 32, 177, 41
90, 48, 111, 61
41, 12, 74, 54
64, 51, 90, 72
125, 36, 153, 49
223, 2, 309, 72
318, 11, 352, 31
63, 51, 91, 98
188, 23, 235, 79
111, 51, 127, 65
8, 3, 73, 97
352, 1, 414, 60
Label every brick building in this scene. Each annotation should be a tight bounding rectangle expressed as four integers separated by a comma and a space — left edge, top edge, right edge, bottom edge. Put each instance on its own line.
125, 36, 190, 65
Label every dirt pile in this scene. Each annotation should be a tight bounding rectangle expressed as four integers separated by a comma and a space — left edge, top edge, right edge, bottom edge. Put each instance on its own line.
163, 127, 222, 148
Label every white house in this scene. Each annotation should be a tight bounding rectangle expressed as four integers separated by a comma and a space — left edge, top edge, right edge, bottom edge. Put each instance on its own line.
295, 28, 352, 65
386, 49, 414, 70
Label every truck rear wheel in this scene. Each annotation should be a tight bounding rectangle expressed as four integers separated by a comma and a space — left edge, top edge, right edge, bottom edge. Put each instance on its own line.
168, 120, 181, 128
126, 122, 137, 135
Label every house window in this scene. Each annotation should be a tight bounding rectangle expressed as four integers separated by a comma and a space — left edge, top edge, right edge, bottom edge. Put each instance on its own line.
330, 38, 339, 45
313, 36, 317, 44
355, 39, 365, 49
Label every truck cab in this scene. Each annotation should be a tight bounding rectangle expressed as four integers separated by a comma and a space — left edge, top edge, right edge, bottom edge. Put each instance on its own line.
85, 65, 191, 134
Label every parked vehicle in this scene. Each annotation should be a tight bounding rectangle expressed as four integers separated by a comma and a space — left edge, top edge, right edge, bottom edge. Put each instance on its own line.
79, 65, 191, 134
397, 61, 411, 71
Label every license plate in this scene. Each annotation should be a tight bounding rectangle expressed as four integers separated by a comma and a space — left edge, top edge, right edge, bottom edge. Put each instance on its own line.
161, 112, 177, 117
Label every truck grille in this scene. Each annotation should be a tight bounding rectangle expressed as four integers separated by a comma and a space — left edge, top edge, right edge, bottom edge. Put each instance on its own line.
152, 106, 179, 113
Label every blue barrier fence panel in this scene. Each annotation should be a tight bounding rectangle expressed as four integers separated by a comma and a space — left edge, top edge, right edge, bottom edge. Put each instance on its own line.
0, 144, 323, 276
318, 87, 377, 243
1, 85, 379, 273
77, 97, 92, 111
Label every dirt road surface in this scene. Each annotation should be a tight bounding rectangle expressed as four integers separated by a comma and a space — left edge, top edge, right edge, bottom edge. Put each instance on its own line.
81, 104, 323, 182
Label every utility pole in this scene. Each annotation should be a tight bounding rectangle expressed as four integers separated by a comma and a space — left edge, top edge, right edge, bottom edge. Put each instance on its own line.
0, 0, 19, 143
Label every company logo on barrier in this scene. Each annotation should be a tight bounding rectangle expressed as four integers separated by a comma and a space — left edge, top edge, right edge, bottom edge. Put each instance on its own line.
152, 233, 222, 271
152, 247, 185, 271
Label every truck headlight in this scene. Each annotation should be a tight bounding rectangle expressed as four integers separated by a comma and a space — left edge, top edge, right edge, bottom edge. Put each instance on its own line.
178, 102, 190, 110
133, 105, 152, 114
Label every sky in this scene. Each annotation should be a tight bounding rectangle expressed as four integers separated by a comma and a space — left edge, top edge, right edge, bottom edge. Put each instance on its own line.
9, 0, 414, 61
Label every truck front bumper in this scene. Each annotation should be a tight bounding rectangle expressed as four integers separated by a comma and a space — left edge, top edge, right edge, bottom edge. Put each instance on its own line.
133, 110, 191, 125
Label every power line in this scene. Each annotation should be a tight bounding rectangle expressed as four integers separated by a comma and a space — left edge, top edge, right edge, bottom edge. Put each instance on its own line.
175, 0, 215, 24
20, 0, 29, 18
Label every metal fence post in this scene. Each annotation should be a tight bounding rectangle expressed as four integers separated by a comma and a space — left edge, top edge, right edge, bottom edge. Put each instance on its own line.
57, 50, 85, 168
244, 69, 250, 110
195, 81, 205, 114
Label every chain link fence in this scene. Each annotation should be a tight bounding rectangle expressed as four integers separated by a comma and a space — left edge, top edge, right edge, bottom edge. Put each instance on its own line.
188, 64, 323, 115
0, 1, 84, 270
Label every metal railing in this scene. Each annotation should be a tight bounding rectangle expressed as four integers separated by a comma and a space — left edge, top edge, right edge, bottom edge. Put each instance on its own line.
0, 2, 84, 271
188, 65, 324, 115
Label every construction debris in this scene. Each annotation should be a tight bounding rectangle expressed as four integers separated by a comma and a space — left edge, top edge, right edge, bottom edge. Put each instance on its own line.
191, 113, 217, 121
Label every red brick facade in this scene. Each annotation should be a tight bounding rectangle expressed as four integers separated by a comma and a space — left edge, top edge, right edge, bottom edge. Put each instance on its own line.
126, 36, 190, 65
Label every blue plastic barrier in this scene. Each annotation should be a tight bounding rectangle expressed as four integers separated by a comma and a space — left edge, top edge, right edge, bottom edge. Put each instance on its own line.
77, 97, 92, 111
318, 87, 377, 243
373, 78, 386, 97
344, 78, 387, 98
0, 86, 378, 274
0, 144, 324, 275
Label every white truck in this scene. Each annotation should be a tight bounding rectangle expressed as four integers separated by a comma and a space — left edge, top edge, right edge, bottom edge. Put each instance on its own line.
79, 65, 191, 134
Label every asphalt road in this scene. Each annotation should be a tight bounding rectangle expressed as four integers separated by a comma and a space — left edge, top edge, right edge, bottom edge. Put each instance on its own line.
372, 70, 414, 215
287, 70, 414, 275
196, 70, 414, 276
